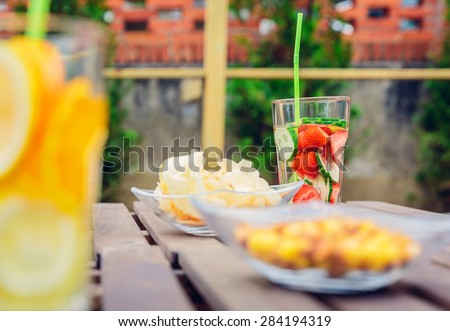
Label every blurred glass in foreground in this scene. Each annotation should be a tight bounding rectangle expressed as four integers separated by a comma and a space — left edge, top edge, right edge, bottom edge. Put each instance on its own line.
0, 14, 108, 310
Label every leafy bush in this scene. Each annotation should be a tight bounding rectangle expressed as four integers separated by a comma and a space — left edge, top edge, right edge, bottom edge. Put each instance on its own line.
416, 0, 450, 210
101, 80, 140, 201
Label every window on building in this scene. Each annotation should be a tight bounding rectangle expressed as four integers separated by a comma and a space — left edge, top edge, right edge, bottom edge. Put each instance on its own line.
124, 20, 147, 32
367, 7, 390, 18
348, 19, 356, 28
194, 0, 205, 8
330, 19, 355, 35
400, 18, 422, 30
194, 20, 204, 31
125, 0, 146, 8
158, 9, 183, 20
401, 0, 422, 7
104, 10, 115, 24
259, 18, 276, 36
334, 0, 354, 13
238, 8, 251, 20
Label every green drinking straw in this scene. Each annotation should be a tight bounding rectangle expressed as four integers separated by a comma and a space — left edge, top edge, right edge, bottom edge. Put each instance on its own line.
25, 0, 51, 40
293, 12, 303, 126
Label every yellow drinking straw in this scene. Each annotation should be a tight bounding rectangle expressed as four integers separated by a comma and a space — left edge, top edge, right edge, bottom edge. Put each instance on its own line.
294, 12, 303, 126
25, 0, 51, 39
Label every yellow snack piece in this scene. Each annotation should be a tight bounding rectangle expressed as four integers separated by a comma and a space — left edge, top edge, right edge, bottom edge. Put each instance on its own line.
340, 239, 363, 269
247, 229, 281, 263
276, 238, 310, 269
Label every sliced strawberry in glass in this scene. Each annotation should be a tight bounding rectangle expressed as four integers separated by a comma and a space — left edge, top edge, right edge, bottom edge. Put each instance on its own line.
293, 185, 321, 203
330, 130, 348, 164
329, 183, 341, 204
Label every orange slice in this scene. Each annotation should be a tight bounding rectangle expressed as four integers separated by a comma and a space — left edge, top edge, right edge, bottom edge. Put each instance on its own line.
42, 78, 108, 211
8, 37, 65, 174
9, 37, 65, 99
0, 43, 40, 179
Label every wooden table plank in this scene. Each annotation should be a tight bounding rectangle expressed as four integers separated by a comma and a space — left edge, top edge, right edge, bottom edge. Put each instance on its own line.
128, 200, 450, 311
133, 202, 222, 265
93, 203, 193, 311
400, 260, 450, 309
346, 201, 449, 218
432, 246, 450, 269
318, 287, 443, 311
102, 244, 193, 311
92, 203, 148, 254
178, 246, 329, 311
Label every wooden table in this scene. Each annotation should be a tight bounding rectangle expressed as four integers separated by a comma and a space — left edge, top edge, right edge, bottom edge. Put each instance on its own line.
89, 201, 450, 311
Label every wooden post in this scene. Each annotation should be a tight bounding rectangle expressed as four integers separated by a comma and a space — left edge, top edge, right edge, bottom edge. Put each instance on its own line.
202, 0, 229, 150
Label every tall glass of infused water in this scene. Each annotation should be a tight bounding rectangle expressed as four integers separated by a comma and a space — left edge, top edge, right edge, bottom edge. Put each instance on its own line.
0, 14, 108, 310
272, 97, 350, 204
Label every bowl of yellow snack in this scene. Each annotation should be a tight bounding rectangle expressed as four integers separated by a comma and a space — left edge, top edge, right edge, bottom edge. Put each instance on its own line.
191, 200, 450, 293
131, 152, 303, 236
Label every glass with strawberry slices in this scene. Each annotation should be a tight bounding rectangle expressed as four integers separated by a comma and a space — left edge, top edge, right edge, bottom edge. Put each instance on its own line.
272, 97, 350, 204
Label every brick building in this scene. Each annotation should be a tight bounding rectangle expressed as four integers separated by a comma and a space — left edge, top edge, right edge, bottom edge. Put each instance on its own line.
1, 0, 446, 64
105, 0, 447, 64
334, 0, 446, 62
105, 0, 260, 65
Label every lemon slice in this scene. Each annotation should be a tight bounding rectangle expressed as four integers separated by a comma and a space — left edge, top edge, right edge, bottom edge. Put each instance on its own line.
0, 44, 37, 179
0, 197, 86, 308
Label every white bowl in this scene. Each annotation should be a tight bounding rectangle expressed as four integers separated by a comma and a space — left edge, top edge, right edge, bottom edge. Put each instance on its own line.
191, 200, 450, 293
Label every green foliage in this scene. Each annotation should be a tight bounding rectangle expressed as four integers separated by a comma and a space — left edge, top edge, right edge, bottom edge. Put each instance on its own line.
14, 0, 138, 201
126, 0, 146, 6
416, 4, 450, 206
50, 0, 83, 16
13, 2, 27, 12
227, 0, 354, 182
15, 0, 107, 20
102, 80, 140, 201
